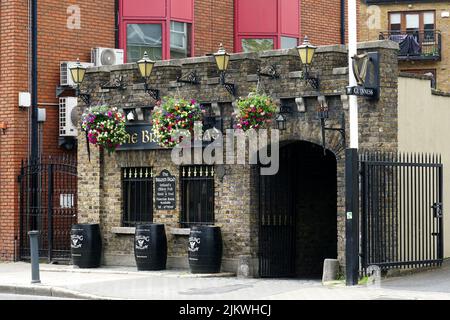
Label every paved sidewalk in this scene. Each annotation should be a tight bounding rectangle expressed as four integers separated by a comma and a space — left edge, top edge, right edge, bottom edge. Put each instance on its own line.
0, 262, 450, 300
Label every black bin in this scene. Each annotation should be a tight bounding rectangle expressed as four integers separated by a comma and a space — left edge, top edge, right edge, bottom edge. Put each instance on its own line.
70, 224, 102, 268
134, 224, 167, 271
188, 225, 223, 274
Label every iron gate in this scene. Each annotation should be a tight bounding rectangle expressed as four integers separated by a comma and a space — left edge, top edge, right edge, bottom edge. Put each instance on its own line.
360, 152, 443, 270
18, 156, 78, 262
258, 147, 296, 278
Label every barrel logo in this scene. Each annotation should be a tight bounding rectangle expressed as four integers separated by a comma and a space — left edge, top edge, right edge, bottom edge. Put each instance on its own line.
135, 235, 150, 250
188, 236, 200, 252
71, 234, 84, 249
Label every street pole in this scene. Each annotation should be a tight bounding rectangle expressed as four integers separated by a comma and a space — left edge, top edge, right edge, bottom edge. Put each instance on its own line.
345, 0, 360, 286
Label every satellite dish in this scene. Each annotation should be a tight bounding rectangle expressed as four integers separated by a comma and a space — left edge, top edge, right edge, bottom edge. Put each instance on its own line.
101, 49, 117, 66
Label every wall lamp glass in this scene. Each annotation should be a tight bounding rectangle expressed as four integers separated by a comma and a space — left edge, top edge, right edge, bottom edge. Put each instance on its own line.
297, 36, 320, 90
69, 58, 91, 105
275, 113, 287, 131
214, 44, 237, 97
137, 52, 160, 101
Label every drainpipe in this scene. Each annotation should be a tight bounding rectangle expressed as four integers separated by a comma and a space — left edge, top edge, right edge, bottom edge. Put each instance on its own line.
31, 0, 38, 160
30, 0, 38, 232
340, 0, 346, 44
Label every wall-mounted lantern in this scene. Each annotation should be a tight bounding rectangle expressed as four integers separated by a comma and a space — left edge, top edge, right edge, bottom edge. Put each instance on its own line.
275, 113, 287, 131
69, 58, 91, 105
297, 36, 320, 90
317, 96, 346, 155
214, 44, 237, 97
137, 52, 160, 101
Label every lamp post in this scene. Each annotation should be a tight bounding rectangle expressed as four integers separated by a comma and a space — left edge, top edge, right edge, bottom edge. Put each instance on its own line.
296, 36, 320, 90
345, 0, 360, 287
214, 44, 236, 97
137, 52, 160, 101
69, 59, 91, 105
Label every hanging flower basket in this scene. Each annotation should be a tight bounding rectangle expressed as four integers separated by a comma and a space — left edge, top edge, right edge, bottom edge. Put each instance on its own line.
234, 92, 278, 131
81, 105, 128, 154
152, 98, 205, 148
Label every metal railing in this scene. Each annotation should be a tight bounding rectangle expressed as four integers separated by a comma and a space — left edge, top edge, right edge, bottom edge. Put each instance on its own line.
360, 152, 443, 271
122, 167, 154, 227
379, 30, 442, 61
180, 165, 215, 228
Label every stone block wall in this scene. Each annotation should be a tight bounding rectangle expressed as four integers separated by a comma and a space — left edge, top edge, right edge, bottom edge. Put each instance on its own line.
78, 40, 400, 275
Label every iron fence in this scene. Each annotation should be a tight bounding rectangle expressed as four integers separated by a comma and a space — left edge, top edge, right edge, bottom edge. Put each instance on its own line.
19, 155, 78, 262
360, 152, 443, 270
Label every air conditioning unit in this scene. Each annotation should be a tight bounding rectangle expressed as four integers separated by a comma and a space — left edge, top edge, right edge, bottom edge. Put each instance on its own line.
91, 48, 124, 67
60, 61, 94, 87
59, 97, 78, 137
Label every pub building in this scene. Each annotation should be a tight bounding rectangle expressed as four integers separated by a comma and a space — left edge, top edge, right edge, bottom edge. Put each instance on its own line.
76, 39, 401, 278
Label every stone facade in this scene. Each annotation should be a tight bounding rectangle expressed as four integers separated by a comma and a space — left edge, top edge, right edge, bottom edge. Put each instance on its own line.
78, 40, 399, 276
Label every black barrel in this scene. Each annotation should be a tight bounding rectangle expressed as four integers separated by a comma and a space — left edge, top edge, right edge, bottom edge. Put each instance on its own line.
188, 226, 223, 274
134, 224, 167, 271
70, 224, 102, 268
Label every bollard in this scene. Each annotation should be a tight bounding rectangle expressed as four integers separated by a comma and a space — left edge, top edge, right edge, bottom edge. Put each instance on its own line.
28, 231, 41, 284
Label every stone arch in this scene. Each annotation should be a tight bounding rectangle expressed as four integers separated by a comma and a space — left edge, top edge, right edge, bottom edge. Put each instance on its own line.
252, 128, 344, 278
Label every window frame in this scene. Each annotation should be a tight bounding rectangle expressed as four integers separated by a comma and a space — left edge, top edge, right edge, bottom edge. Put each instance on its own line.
120, 19, 193, 62
121, 167, 154, 227
180, 165, 215, 228
389, 10, 435, 33
121, 19, 166, 63
237, 35, 277, 53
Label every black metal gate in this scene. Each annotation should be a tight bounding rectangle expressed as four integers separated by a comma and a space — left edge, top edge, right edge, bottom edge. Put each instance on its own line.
360, 152, 443, 270
258, 147, 296, 278
18, 156, 78, 262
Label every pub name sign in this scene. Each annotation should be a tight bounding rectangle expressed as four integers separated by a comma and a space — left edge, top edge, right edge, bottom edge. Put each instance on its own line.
117, 123, 163, 151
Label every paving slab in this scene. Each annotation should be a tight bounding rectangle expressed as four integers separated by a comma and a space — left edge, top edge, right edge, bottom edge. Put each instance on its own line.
0, 262, 450, 300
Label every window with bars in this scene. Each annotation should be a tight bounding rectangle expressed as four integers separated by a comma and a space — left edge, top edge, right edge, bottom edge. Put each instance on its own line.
180, 165, 215, 227
122, 167, 154, 227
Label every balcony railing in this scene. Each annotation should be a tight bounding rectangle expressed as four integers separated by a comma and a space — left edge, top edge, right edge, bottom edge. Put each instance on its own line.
379, 30, 442, 61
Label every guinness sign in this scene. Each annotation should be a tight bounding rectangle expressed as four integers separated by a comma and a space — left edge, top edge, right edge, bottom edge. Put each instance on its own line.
346, 52, 380, 100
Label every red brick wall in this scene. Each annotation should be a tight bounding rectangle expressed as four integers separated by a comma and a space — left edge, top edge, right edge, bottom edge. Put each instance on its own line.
38, 0, 115, 157
300, 0, 342, 45
0, 0, 30, 261
300, 0, 360, 45
0, 0, 115, 261
194, 0, 234, 56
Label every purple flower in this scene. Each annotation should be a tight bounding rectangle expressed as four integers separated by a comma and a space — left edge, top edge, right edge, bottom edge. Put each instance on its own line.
107, 111, 112, 118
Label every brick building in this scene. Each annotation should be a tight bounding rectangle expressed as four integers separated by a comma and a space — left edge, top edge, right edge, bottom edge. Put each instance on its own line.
0, 0, 349, 262
359, 0, 450, 92
75, 41, 401, 277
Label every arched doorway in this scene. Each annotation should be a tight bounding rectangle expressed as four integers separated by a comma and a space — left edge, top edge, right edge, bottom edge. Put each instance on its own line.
258, 141, 337, 278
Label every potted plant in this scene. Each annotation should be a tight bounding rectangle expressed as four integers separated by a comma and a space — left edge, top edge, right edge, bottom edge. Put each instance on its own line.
234, 92, 277, 131
152, 97, 205, 148
81, 105, 128, 154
